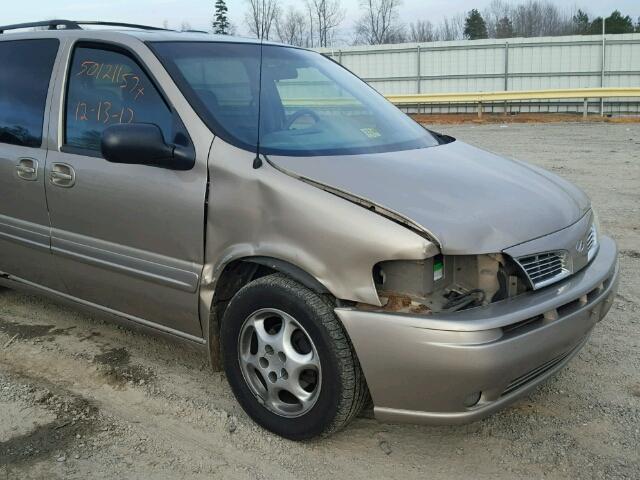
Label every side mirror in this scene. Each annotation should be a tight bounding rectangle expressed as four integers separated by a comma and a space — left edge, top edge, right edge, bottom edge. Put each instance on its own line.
101, 123, 194, 170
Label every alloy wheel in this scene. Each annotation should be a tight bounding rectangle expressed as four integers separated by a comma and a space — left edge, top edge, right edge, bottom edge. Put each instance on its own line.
237, 308, 322, 418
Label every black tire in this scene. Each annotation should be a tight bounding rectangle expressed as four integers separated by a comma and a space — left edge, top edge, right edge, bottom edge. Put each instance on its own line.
220, 273, 368, 440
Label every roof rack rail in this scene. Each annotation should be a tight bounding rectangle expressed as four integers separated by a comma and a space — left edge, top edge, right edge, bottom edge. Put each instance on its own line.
0, 20, 80, 33
0, 19, 172, 34
74, 21, 171, 31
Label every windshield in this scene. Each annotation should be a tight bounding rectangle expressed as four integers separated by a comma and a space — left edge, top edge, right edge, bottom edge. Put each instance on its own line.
151, 42, 438, 156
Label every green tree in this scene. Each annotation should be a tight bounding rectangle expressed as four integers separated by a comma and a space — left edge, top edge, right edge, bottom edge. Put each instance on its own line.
572, 9, 590, 34
463, 9, 488, 40
590, 10, 635, 34
495, 16, 513, 39
213, 0, 230, 34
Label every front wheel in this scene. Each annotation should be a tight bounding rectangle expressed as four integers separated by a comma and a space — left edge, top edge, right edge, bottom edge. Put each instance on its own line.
220, 273, 368, 440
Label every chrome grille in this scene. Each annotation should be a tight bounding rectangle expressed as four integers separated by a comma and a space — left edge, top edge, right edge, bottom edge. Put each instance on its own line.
516, 251, 569, 289
586, 223, 598, 261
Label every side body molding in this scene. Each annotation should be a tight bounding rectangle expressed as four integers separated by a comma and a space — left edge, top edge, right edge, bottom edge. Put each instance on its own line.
51, 231, 200, 293
0, 214, 50, 253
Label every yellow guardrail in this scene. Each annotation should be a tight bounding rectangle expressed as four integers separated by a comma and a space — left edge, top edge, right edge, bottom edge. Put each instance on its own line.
282, 88, 640, 117
385, 87, 640, 118
385, 87, 640, 104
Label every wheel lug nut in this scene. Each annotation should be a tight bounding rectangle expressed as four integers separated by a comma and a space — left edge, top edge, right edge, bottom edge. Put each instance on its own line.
265, 345, 274, 355
268, 371, 277, 383
259, 357, 268, 368
277, 352, 286, 363
280, 369, 288, 380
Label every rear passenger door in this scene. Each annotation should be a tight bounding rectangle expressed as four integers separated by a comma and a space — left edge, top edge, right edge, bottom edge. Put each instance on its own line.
0, 38, 62, 289
45, 42, 208, 338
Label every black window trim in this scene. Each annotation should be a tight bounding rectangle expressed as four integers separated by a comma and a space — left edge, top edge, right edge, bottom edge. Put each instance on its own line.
61, 39, 192, 161
0, 38, 61, 150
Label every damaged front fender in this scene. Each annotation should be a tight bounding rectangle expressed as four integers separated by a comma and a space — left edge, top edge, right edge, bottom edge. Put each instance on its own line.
204, 137, 439, 307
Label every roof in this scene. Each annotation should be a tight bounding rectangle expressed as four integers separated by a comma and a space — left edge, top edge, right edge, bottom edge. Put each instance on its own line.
0, 20, 286, 46
126, 30, 283, 45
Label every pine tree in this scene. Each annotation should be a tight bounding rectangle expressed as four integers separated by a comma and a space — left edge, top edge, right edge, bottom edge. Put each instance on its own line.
572, 9, 590, 34
589, 10, 635, 35
213, 0, 230, 35
605, 10, 634, 33
495, 16, 513, 39
463, 9, 488, 40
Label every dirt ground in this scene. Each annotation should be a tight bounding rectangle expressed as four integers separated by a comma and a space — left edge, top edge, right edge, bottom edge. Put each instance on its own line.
1, 122, 639, 479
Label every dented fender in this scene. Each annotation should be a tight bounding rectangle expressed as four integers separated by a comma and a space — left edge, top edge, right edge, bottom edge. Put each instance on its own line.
203, 137, 438, 308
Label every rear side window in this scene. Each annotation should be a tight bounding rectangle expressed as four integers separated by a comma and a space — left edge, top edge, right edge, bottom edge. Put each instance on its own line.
0, 39, 59, 148
65, 46, 173, 152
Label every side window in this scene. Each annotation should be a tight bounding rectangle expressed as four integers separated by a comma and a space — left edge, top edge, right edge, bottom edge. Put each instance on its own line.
151, 42, 261, 150
65, 46, 173, 152
175, 56, 254, 108
174, 55, 257, 147
0, 39, 59, 148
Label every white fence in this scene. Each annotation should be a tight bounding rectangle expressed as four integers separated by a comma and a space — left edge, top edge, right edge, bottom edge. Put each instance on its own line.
318, 33, 640, 114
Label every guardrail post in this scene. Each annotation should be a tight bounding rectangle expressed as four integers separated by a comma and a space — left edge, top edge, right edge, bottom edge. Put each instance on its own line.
477, 101, 483, 119
504, 42, 509, 91
503, 42, 509, 116
600, 24, 606, 116
338, 49, 342, 64
583, 98, 588, 119
416, 45, 421, 94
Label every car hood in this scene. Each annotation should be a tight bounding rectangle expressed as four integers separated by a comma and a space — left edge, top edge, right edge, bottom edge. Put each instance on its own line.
267, 140, 590, 254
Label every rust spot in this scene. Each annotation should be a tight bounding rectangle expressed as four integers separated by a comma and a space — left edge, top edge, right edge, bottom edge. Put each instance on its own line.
356, 293, 432, 315
408, 303, 431, 314
383, 294, 412, 311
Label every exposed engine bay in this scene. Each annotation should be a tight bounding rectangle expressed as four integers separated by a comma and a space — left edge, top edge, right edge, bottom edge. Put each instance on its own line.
369, 254, 530, 315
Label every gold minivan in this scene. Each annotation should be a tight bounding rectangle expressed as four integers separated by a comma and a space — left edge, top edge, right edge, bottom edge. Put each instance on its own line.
0, 21, 619, 439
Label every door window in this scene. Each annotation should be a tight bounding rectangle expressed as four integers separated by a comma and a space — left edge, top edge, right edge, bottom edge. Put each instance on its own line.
65, 46, 173, 152
150, 42, 261, 151
0, 39, 59, 147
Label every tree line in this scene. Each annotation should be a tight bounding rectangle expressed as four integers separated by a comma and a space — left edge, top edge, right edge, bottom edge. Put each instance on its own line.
208, 0, 640, 46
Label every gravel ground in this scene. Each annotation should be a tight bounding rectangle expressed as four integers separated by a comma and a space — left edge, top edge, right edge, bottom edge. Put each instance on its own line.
1, 122, 639, 479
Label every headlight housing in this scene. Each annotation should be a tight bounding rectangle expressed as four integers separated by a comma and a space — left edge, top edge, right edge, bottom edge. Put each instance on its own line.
371, 254, 529, 314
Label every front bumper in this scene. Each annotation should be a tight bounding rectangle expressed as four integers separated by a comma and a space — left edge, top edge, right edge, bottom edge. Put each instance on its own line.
335, 235, 619, 425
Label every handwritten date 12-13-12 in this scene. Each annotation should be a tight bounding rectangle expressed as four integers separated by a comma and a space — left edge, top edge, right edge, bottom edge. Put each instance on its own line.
76, 61, 145, 100
75, 100, 135, 125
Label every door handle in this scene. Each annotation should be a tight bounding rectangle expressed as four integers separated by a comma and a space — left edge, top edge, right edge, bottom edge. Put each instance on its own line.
15, 158, 39, 181
50, 163, 76, 188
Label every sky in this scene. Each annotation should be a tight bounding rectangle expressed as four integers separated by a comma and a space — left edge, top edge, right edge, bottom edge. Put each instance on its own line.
2, 0, 639, 41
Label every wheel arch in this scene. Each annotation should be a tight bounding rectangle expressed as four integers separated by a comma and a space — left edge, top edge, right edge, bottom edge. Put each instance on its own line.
206, 255, 332, 369
247, 256, 330, 295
